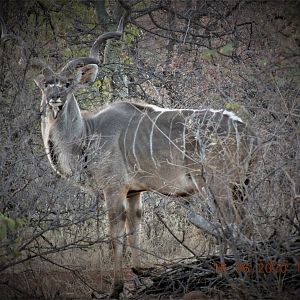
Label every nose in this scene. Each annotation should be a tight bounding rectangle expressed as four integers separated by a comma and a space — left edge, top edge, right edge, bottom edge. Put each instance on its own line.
50, 94, 61, 101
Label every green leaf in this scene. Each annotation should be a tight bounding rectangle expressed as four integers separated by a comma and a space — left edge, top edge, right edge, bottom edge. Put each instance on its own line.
220, 42, 234, 55
202, 49, 218, 60
94, 79, 103, 89
124, 24, 141, 46
0, 221, 7, 241
259, 59, 268, 67
6, 218, 15, 231
225, 102, 250, 121
225, 102, 241, 112
275, 77, 286, 87
16, 218, 26, 227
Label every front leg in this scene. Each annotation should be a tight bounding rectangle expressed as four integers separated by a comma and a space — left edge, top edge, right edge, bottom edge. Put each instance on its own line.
104, 190, 127, 299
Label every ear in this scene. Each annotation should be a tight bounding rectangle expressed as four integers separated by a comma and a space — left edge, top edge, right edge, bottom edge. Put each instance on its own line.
76, 64, 98, 87
34, 74, 45, 90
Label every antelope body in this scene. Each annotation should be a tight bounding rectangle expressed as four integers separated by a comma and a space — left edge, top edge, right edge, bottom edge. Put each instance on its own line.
42, 99, 250, 195
1, 16, 257, 298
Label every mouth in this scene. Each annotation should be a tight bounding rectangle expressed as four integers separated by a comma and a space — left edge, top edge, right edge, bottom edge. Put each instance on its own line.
48, 99, 63, 118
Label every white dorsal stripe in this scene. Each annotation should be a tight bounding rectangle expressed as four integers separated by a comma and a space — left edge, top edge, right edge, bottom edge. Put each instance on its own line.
148, 104, 243, 123
223, 110, 243, 123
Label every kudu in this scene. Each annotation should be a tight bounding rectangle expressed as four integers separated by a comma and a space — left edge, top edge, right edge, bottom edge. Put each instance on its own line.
1, 16, 257, 298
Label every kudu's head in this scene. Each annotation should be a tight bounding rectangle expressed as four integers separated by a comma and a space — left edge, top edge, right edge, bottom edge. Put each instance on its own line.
1, 16, 124, 118
34, 60, 99, 118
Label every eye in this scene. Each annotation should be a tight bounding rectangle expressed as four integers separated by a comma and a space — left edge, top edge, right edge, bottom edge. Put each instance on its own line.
45, 83, 48, 88
65, 82, 70, 88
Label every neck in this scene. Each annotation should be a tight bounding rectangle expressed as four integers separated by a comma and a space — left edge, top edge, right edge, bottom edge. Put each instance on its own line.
42, 94, 86, 176
57, 94, 85, 142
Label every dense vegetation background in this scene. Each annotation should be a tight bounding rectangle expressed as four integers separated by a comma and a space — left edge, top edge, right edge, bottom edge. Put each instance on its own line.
0, 0, 299, 299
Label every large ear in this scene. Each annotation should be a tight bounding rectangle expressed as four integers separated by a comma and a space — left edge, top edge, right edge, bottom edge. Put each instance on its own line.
75, 64, 98, 87
34, 74, 45, 90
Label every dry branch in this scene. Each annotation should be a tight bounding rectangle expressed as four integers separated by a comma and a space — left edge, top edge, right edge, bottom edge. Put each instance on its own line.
134, 235, 300, 299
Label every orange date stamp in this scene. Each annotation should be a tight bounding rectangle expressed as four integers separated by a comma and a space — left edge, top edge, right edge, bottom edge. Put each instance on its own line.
215, 260, 300, 275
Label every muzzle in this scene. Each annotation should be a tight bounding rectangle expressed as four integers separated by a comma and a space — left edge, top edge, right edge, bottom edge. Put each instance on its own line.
48, 97, 63, 118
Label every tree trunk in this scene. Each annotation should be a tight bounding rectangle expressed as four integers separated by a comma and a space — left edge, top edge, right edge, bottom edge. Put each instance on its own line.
93, 0, 128, 101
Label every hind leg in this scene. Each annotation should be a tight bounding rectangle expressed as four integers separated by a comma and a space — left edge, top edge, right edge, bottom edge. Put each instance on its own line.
125, 193, 142, 269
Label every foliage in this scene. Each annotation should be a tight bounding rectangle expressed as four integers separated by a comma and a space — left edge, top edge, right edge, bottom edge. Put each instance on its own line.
0, 214, 26, 264
124, 24, 141, 46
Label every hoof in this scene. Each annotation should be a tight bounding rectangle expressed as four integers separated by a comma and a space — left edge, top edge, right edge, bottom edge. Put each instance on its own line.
131, 266, 155, 276
109, 291, 120, 299
131, 267, 143, 276
109, 284, 123, 299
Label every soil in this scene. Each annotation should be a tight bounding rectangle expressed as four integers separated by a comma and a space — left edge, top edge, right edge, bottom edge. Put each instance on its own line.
0, 268, 138, 299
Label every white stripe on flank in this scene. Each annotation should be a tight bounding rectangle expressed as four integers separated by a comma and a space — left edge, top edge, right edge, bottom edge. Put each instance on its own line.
132, 113, 146, 170
150, 111, 165, 167
190, 174, 201, 194
233, 120, 241, 152
124, 113, 137, 171
182, 119, 186, 159
168, 113, 178, 162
